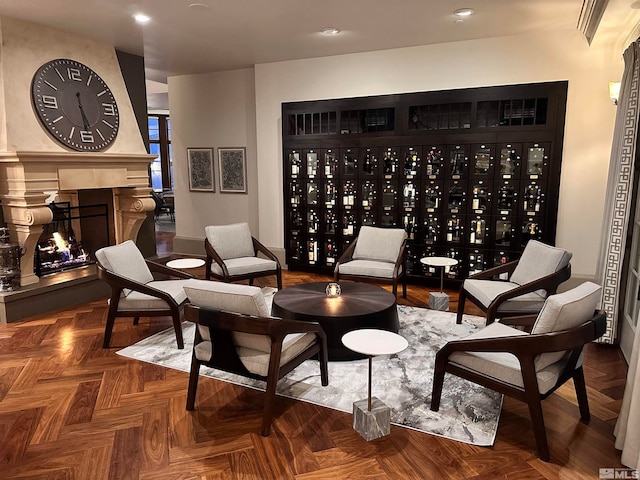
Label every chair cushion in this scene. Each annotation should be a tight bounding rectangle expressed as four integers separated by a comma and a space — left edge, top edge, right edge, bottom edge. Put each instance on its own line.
531, 281, 601, 370
184, 279, 270, 317
210, 257, 277, 277
352, 226, 405, 264
205, 222, 255, 260
116, 279, 190, 310
509, 240, 572, 287
338, 259, 398, 279
463, 279, 546, 312
184, 280, 274, 354
95, 240, 154, 288
448, 322, 563, 394
235, 333, 317, 376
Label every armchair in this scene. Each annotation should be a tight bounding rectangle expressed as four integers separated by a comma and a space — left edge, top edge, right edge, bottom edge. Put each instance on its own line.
95, 240, 194, 349
204, 222, 282, 289
183, 280, 328, 436
456, 240, 571, 324
431, 281, 605, 461
334, 226, 407, 298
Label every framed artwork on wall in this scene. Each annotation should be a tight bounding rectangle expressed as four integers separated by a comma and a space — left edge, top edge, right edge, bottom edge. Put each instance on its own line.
218, 147, 247, 193
187, 148, 215, 192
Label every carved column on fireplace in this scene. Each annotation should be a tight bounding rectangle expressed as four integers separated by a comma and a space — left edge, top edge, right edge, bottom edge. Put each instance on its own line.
113, 187, 156, 246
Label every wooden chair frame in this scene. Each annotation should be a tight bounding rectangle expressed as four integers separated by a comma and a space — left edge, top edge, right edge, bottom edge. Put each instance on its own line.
184, 303, 329, 436
456, 259, 571, 325
334, 237, 408, 298
96, 259, 194, 349
204, 237, 282, 289
431, 310, 606, 461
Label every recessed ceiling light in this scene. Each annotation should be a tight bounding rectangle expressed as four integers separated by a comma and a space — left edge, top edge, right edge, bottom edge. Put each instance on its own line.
189, 3, 210, 9
321, 27, 341, 35
454, 8, 475, 17
133, 13, 151, 24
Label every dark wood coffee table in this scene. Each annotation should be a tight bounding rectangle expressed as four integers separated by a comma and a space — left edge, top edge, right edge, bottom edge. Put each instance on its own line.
271, 282, 399, 360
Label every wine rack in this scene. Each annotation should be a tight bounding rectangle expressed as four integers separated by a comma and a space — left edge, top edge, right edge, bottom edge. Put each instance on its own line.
282, 82, 567, 286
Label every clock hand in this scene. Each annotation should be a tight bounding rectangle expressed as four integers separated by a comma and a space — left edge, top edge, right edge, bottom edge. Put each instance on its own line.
75, 92, 91, 131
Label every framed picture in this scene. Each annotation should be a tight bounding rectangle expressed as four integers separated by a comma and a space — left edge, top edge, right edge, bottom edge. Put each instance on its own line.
218, 147, 247, 193
187, 148, 215, 192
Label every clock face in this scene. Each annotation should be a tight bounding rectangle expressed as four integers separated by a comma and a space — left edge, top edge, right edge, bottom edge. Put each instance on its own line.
31, 59, 119, 152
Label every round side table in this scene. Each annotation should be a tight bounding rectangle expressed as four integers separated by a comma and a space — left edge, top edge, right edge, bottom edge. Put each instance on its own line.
420, 256, 459, 310
341, 329, 408, 441
166, 258, 205, 269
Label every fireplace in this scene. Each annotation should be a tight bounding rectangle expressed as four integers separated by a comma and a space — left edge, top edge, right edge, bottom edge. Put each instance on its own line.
34, 201, 110, 277
0, 16, 157, 323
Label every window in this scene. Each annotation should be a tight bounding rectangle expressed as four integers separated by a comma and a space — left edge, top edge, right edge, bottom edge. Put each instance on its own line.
148, 115, 173, 191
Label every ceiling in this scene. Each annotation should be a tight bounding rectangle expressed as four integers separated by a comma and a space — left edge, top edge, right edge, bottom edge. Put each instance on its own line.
0, 0, 637, 110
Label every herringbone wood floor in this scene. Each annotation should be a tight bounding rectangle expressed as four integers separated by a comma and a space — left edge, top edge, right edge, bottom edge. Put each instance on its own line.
0, 241, 628, 478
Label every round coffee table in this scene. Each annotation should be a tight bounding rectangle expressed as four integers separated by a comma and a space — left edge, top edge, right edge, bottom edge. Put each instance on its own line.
271, 282, 399, 360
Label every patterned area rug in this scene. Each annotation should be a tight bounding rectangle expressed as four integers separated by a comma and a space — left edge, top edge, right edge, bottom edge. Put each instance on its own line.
117, 290, 502, 446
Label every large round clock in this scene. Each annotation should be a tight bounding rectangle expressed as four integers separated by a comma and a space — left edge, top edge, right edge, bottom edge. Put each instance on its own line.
31, 58, 119, 152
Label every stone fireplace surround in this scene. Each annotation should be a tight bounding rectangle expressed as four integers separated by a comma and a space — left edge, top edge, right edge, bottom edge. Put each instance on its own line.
0, 150, 155, 322
0, 17, 156, 322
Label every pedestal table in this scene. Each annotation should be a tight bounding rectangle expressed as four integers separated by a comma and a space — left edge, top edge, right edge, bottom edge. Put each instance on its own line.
419, 256, 459, 311
341, 329, 408, 441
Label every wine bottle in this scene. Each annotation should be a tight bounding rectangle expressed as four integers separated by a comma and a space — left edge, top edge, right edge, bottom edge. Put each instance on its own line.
472, 187, 480, 210
446, 220, 453, 242
308, 239, 317, 263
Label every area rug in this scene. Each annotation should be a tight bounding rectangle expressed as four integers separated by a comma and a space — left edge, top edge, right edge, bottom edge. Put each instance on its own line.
117, 290, 502, 446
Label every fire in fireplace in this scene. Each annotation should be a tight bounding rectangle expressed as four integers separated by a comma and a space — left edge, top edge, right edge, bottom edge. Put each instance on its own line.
35, 202, 110, 276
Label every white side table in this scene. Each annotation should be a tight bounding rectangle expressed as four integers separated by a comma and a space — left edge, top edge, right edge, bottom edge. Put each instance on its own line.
341, 329, 408, 441
166, 258, 205, 269
420, 256, 459, 311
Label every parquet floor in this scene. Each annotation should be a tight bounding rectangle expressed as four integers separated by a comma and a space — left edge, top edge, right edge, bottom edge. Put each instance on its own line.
0, 243, 629, 478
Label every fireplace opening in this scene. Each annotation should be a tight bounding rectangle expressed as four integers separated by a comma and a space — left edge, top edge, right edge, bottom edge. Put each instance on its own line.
34, 202, 110, 277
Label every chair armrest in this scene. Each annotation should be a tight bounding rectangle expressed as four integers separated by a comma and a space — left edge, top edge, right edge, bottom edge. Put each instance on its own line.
335, 239, 357, 270
439, 311, 605, 360
467, 259, 519, 280
97, 266, 182, 307
252, 237, 281, 265
184, 304, 327, 343
204, 238, 230, 277
393, 240, 408, 273
146, 260, 195, 279
488, 264, 571, 312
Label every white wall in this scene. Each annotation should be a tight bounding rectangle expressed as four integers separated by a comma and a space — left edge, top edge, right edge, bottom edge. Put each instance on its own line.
254, 30, 623, 277
169, 68, 258, 253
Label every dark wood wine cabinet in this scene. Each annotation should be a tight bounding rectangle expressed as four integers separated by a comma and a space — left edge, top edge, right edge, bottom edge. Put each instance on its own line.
282, 81, 568, 285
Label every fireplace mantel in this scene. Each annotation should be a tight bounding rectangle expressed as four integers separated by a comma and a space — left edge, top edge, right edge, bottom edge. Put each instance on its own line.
0, 150, 156, 286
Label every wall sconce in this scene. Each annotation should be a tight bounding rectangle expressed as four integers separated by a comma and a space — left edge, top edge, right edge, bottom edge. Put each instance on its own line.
609, 81, 621, 105
326, 282, 342, 298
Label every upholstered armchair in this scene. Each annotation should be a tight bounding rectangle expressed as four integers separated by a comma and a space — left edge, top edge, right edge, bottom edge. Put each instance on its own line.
183, 280, 328, 436
334, 226, 407, 298
95, 240, 194, 349
204, 222, 282, 289
456, 240, 572, 325
432, 281, 605, 461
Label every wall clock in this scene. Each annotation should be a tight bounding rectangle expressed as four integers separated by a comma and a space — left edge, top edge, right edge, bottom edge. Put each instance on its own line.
31, 58, 119, 152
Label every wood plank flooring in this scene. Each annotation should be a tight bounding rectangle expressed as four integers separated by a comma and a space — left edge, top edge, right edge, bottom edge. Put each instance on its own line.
0, 260, 629, 478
